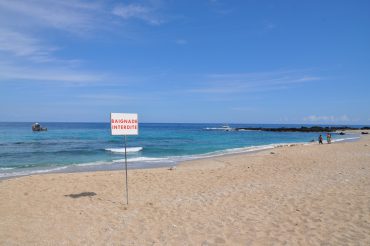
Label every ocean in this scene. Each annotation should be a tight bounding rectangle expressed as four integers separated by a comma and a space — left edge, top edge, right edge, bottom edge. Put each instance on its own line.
0, 122, 360, 178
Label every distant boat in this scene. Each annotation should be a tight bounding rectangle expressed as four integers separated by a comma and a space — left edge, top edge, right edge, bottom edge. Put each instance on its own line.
32, 123, 47, 132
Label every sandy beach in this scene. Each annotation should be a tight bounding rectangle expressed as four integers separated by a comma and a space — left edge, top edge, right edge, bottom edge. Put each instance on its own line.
0, 133, 369, 245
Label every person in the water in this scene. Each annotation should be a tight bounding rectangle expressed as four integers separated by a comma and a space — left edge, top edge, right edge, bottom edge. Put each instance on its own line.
318, 134, 323, 144
327, 133, 331, 144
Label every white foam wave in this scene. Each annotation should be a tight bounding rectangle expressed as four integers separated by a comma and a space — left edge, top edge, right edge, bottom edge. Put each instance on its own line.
1, 136, 359, 179
105, 147, 143, 153
0, 166, 68, 178
113, 157, 173, 163
73, 161, 112, 167
193, 144, 283, 159
0, 167, 15, 170
203, 127, 234, 131
332, 137, 360, 142
112, 143, 299, 165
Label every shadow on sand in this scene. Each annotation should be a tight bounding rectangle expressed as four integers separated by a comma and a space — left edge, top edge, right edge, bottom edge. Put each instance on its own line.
64, 192, 97, 199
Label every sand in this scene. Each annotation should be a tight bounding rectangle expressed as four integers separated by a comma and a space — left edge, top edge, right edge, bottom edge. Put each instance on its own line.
0, 133, 369, 245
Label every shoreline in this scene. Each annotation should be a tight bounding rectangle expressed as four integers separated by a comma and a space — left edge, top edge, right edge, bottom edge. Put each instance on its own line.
0, 133, 360, 180
0, 132, 369, 244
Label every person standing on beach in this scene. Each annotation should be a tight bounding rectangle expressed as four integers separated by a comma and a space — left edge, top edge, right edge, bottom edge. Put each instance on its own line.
319, 134, 323, 144
327, 133, 332, 144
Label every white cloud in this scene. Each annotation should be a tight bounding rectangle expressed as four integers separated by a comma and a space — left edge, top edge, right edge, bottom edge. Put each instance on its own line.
231, 107, 255, 112
208, 0, 233, 15
176, 39, 188, 45
296, 76, 321, 82
266, 23, 276, 29
0, 0, 108, 83
113, 4, 148, 18
303, 115, 351, 123
112, 3, 163, 25
279, 117, 290, 123
0, 29, 58, 62
78, 94, 129, 101
189, 70, 322, 94
0, 2, 108, 84
0, 0, 167, 33
0, 62, 105, 83
0, 0, 101, 33
76, 94, 136, 105
0, 0, 168, 85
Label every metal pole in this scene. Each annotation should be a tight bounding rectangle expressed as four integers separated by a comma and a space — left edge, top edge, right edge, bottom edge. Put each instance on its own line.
124, 135, 129, 205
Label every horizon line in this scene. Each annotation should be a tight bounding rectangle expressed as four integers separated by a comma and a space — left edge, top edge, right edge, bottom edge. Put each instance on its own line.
0, 121, 369, 127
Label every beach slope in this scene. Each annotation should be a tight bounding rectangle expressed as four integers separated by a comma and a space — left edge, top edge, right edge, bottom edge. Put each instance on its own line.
0, 135, 369, 245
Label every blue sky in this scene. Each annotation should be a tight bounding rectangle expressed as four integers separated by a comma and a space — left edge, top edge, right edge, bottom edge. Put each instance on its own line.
0, 0, 369, 124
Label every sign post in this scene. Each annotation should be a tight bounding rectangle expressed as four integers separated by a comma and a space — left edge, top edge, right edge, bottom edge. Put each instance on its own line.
110, 113, 139, 205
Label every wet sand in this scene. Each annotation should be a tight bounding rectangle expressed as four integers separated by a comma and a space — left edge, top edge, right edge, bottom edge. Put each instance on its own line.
0, 133, 369, 245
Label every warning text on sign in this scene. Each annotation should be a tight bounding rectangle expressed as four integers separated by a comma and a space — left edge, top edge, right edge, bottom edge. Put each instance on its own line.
110, 113, 139, 135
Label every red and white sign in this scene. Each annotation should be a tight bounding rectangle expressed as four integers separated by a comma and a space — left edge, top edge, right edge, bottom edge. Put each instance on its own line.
110, 113, 139, 135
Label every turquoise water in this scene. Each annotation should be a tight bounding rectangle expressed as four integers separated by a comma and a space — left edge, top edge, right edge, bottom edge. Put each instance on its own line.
0, 122, 359, 178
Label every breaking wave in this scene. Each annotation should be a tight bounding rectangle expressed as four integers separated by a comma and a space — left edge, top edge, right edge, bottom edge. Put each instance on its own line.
105, 147, 143, 153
